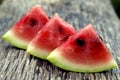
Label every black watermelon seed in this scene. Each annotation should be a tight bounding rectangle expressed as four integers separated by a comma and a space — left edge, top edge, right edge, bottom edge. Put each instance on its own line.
29, 18, 37, 27
48, 16, 51, 19
76, 39, 85, 46
58, 26, 63, 33
99, 36, 103, 41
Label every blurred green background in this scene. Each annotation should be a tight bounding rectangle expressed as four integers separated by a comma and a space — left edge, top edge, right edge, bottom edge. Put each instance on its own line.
111, 0, 120, 18
0, 0, 3, 4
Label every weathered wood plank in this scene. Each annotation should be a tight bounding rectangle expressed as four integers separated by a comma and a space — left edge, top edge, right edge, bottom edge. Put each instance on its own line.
0, 0, 120, 80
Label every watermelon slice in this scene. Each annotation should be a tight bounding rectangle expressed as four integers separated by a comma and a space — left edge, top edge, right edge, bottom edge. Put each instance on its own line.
27, 13, 76, 59
2, 5, 49, 49
47, 24, 117, 72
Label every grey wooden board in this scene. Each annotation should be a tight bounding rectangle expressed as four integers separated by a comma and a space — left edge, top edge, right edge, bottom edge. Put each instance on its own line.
0, 0, 120, 80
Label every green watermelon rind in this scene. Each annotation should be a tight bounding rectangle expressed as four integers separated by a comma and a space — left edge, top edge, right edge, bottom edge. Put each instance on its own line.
47, 49, 118, 73
27, 44, 49, 60
2, 30, 29, 49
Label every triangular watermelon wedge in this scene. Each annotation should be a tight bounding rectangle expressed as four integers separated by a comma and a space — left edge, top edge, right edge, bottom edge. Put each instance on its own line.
47, 24, 117, 72
27, 13, 76, 59
2, 5, 49, 49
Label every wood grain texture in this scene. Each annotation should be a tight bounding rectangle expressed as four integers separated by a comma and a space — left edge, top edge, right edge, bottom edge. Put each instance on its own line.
0, 0, 120, 80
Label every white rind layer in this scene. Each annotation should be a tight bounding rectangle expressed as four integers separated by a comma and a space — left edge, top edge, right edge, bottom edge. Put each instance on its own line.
27, 43, 49, 60
2, 30, 29, 49
47, 49, 118, 73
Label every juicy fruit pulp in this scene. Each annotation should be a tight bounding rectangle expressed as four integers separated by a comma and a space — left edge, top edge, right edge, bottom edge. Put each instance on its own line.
2, 5, 117, 73
27, 13, 76, 59
47, 24, 117, 72
2, 5, 49, 49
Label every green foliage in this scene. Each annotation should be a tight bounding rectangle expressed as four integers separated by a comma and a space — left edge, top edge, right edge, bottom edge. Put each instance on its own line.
111, 0, 120, 9
111, 0, 120, 18
0, 0, 3, 4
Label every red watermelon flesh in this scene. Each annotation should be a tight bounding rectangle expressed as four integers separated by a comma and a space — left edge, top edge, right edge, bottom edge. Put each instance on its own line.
27, 13, 76, 59
47, 24, 117, 72
2, 5, 49, 49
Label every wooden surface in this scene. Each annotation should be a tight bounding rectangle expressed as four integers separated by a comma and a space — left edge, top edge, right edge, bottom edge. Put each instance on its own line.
0, 0, 120, 80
